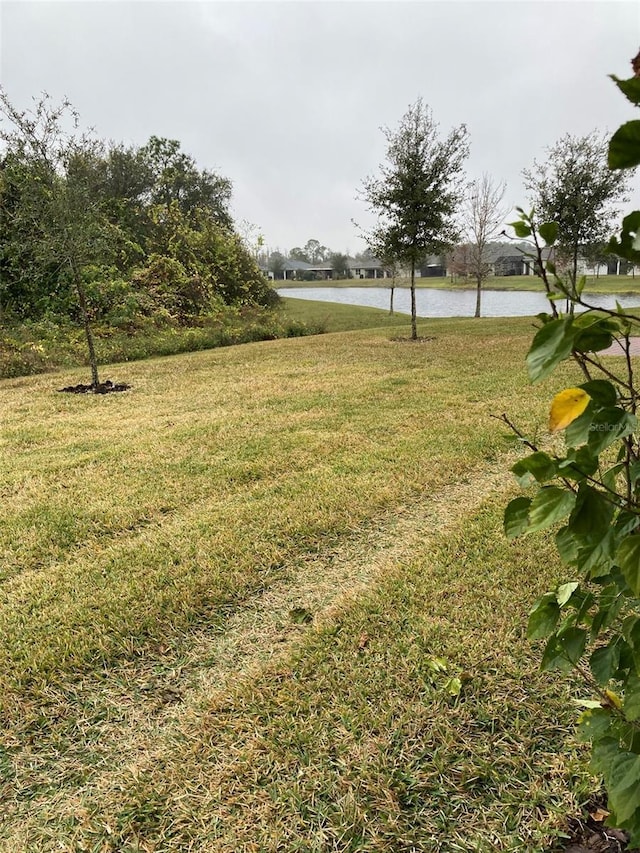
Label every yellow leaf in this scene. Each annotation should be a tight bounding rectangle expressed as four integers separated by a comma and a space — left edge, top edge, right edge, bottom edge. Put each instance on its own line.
549, 388, 591, 432
603, 689, 623, 710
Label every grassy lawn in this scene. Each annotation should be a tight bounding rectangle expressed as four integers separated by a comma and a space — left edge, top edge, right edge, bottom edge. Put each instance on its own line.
278, 273, 640, 295
280, 296, 404, 333
0, 308, 603, 851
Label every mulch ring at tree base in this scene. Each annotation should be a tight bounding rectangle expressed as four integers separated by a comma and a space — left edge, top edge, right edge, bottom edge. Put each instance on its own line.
560, 794, 639, 853
389, 335, 437, 343
58, 380, 131, 394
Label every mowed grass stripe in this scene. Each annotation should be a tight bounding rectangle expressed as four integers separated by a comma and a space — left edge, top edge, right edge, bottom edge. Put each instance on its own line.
1, 455, 516, 851
66, 493, 590, 853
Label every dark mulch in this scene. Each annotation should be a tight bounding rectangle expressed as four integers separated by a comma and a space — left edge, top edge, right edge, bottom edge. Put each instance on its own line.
389, 335, 437, 343
58, 380, 131, 394
560, 794, 638, 853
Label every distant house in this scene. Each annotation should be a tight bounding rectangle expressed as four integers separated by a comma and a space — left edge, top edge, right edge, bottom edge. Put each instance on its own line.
265, 259, 334, 281
482, 243, 537, 276
347, 257, 389, 279
419, 255, 447, 277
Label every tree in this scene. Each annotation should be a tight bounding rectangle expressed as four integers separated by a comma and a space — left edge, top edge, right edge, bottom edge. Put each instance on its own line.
523, 132, 631, 288
464, 174, 508, 317
329, 252, 349, 279
0, 89, 118, 387
366, 231, 400, 314
268, 250, 286, 279
359, 98, 469, 339
447, 243, 473, 282
355, 247, 376, 262
289, 246, 310, 263
303, 238, 328, 264
140, 135, 232, 229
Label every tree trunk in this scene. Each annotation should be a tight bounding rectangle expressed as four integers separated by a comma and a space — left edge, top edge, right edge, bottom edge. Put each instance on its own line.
70, 259, 100, 388
474, 275, 482, 318
389, 274, 395, 315
568, 247, 578, 316
410, 259, 417, 340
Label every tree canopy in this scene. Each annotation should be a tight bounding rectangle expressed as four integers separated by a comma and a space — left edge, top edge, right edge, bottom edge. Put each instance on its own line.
359, 98, 469, 338
0, 89, 275, 338
523, 132, 631, 282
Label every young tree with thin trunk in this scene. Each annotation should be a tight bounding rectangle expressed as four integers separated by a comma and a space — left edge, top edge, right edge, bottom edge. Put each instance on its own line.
358, 98, 469, 340
385, 258, 399, 315
0, 89, 117, 388
366, 231, 400, 314
523, 132, 631, 292
464, 174, 508, 317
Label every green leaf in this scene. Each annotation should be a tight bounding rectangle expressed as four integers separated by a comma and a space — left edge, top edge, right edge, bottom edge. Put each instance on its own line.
526, 318, 575, 382
590, 642, 621, 685
609, 121, 640, 169
587, 408, 636, 454
528, 594, 560, 639
580, 531, 616, 579
541, 627, 587, 671
602, 461, 625, 494
578, 707, 613, 742
556, 581, 579, 607
564, 406, 595, 448
504, 496, 532, 539
590, 584, 624, 637
558, 446, 599, 481
572, 316, 619, 354
573, 699, 603, 710
617, 534, 640, 596
574, 589, 596, 623
623, 674, 640, 722
568, 484, 615, 539
511, 452, 557, 487
528, 486, 576, 533
615, 510, 640, 538
578, 379, 618, 406
556, 525, 579, 564
608, 211, 640, 265
538, 221, 559, 246
611, 74, 640, 107
629, 461, 640, 487
509, 220, 532, 239
591, 735, 621, 771
606, 752, 640, 823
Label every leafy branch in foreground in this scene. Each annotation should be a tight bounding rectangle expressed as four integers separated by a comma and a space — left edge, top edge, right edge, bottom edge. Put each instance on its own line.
503, 52, 640, 844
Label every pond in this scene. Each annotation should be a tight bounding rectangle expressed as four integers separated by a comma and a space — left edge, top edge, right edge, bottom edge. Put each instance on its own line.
277, 286, 640, 318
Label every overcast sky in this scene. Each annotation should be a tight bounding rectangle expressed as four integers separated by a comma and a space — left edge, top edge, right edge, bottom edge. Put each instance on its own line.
1, 0, 639, 255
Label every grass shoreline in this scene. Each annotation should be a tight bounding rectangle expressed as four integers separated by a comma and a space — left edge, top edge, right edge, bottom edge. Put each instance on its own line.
3, 279, 640, 382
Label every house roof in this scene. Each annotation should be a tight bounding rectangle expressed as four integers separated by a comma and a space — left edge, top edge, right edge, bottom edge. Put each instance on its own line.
282, 259, 313, 271
347, 257, 383, 269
